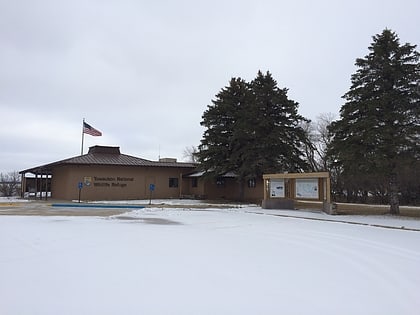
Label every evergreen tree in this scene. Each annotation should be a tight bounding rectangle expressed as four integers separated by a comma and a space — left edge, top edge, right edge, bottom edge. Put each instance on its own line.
198, 71, 309, 199
328, 29, 420, 213
197, 77, 251, 177
248, 71, 309, 174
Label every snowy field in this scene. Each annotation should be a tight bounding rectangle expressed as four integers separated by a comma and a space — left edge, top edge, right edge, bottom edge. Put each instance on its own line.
1, 204, 420, 315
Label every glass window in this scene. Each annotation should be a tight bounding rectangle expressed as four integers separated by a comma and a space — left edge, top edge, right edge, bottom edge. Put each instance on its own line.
248, 178, 256, 188
169, 178, 179, 188
216, 177, 225, 187
191, 178, 198, 188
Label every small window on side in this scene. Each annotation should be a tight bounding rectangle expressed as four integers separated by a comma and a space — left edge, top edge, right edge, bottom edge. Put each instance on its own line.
169, 178, 179, 188
247, 178, 256, 188
192, 178, 198, 188
216, 177, 225, 187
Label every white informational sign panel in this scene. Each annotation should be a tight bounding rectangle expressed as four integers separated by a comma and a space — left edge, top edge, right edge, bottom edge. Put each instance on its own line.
295, 179, 319, 199
270, 179, 285, 198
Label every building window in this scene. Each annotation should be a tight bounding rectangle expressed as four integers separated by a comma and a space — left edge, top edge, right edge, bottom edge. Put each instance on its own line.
247, 178, 256, 188
169, 178, 179, 188
191, 178, 198, 188
216, 177, 225, 187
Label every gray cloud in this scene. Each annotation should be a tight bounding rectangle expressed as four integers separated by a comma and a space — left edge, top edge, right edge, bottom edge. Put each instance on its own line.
1, 0, 419, 173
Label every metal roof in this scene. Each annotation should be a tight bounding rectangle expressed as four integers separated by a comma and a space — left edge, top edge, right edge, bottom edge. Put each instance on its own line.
20, 147, 197, 175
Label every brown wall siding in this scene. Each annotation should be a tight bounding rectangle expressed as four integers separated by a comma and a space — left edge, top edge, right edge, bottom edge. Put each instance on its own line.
51, 165, 192, 201
51, 166, 72, 199
201, 178, 264, 202
180, 178, 206, 198
204, 178, 238, 200
50, 164, 264, 202
243, 179, 264, 201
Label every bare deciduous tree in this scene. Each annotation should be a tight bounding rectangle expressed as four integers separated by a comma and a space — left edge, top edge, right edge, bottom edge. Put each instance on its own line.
182, 146, 198, 163
0, 171, 21, 197
301, 112, 336, 171
301, 120, 320, 171
315, 112, 336, 170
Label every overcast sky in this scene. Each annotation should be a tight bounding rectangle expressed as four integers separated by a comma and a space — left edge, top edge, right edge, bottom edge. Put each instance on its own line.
1, 0, 419, 174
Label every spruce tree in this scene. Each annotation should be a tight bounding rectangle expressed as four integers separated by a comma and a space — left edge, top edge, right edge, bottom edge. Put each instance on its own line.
197, 77, 251, 177
248, 71, 309, 174
328, 29, 420, 214
198, 71, 309, 200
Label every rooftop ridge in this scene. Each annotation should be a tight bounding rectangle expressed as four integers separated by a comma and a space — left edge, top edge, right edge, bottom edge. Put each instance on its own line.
88, 146, 120, 155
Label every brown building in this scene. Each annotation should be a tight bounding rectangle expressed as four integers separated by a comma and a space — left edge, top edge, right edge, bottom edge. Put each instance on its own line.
20, 145, 263, 202
183, 171, 263, 202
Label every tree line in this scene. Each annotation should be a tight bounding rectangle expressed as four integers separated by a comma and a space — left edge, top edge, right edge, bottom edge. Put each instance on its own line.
195, 29, 419, 213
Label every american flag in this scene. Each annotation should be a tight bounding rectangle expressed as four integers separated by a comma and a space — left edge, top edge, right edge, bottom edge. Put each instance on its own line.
83, 122, 102, 136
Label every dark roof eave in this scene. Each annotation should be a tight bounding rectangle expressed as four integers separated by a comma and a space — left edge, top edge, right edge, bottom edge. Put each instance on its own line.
20, 159, 198, 175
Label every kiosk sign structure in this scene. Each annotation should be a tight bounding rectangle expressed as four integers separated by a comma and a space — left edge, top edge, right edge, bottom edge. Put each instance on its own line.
263, 172, 332, 213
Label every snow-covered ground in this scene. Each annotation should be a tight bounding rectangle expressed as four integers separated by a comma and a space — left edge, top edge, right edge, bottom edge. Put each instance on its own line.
0, 196, 30, 202
1, 204, 420, 314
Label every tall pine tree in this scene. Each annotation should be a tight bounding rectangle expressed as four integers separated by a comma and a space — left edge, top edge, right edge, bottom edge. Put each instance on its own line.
197, 77, 251, 177
249, 71, 309, 173
198, 71, 309, 199
328, 29, 420, 214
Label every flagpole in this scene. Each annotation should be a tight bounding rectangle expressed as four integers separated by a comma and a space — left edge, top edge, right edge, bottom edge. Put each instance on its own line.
81, 118, 85, 155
